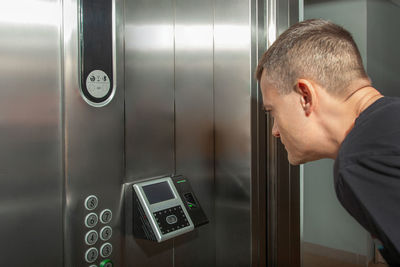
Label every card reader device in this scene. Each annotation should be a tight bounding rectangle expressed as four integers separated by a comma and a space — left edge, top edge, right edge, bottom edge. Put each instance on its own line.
133, 175, 208, 242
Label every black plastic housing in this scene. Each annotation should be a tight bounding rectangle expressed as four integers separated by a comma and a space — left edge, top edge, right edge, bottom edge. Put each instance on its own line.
172, 175, 209, 228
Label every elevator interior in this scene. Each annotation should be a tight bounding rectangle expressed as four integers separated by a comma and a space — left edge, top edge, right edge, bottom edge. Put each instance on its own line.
0, 0, 299, 266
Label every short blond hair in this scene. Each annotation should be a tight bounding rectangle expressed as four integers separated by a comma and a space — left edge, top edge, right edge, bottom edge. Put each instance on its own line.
255, 19, 369, 96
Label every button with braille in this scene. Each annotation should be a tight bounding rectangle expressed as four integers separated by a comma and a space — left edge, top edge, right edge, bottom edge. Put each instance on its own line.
100, 209, 112, 224
84, 195, 98, 211
100, 226, 112, 241
85, 247, 99, 263
100, 243, 113, 258
85, 230, 99, 246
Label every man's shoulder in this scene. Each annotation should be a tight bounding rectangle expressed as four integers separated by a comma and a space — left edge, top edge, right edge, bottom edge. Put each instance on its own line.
338, 96, 400, 161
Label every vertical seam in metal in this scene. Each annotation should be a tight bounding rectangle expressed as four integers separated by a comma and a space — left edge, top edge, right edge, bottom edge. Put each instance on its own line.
122, 0, 127, 263
287, 0, 290, 29
60, 0, 66, 266
250, 0, 253, 263
172, 0, 177, 265
255, 0, 259, 262
212, 0, 216, 265
250, 0, 259, 265
123, 0, 127, 193
173, 0, 177, 177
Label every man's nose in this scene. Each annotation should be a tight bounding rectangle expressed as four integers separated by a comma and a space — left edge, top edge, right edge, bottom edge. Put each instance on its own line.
272, 120, 280, 138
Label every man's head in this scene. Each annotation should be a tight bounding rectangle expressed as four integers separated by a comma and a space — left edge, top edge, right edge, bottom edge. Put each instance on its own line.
256, 19, 371, 165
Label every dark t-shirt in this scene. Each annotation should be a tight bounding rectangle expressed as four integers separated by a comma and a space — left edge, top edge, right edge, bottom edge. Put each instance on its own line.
334, 96, 400, 266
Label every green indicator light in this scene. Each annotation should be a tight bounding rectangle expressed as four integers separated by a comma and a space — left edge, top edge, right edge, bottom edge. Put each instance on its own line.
177, 180, 186, 184
188, 204, 193, 207
100, 259, 113, 267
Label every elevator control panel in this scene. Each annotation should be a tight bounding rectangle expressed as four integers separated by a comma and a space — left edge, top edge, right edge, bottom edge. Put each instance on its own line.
133, 175, 209, 242
83, 195, 114, 267
79, 0, 115, 107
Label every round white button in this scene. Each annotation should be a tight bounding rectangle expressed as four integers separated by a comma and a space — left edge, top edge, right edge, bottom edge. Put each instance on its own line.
86, 70, 111, 98
85, 247, 99, 263
85, 213, 99, 228
100, 243, 113, 258
100, 226, 113, 241
85, 230, 99, 246
89, 265, 97, 267
100, 209, 112, 224
84, 195, 98, 211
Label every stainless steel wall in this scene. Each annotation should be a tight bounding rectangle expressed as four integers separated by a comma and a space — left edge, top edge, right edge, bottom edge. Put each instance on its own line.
0, 0, 273, 266
63, 0, 125, 266
214, 0, 253, 265
124, 0, 255, 266
174, 0, 215, 266
0, 0, 63, 266
124, 0, 175, 266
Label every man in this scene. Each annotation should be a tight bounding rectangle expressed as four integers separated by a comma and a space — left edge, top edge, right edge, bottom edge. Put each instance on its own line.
256, 19, 400, 265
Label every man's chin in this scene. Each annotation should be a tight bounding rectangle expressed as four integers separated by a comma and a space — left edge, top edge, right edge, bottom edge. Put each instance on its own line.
288, 152, 324, 165
287, 154, 307, 165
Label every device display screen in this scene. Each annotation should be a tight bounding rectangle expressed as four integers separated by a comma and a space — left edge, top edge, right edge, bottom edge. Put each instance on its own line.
142, 181, 175, 204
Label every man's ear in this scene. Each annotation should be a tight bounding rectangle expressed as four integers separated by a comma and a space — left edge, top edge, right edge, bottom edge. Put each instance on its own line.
296, 79, 317, 116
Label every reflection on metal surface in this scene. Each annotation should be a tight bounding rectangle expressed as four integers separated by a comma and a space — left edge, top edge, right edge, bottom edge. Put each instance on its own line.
174, 0, 214, 266
267, 0, 277, 46
124, 0, 175, 266
175, 25, 213, 50
215, 0, 252, 265
0, 0, 59, 25
214, 25, 251, 50
0, 0, 63, 266
268, 22, 277, 45
125, 25, 173, 51
125, 0, 175, 181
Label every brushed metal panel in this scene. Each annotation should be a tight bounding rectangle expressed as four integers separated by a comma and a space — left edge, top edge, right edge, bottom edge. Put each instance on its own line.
251, 0, 268, 266
125, 0, 175, 180
63, 0, 124, 266
214, 0, 253, 266
0, 0, 63, 266
174, 0, 215, 266
124, 0, 175, 266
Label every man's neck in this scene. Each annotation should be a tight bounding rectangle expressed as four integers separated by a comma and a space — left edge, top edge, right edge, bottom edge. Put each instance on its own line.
318, 80, 382, 159
351, 87, 383, 118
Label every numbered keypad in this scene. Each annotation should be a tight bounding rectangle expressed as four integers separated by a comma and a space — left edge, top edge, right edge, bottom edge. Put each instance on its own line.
85, 213, 99, 228
83, 195, 113, 266
100, 226, 112, 241
85, 195, 99, 210
100, 209, 112, 224
100, 243, 113, 258
85, 247, 99, 263
85, 230, 99, 246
